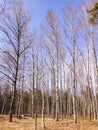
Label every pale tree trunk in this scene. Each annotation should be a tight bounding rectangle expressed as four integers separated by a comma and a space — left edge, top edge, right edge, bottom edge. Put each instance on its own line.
85, 34, 96, 121
9, 82, 17, 122
51, 69, 56, 119
34, 51, 39, 130
71, 22, 77, 124
90, 26, 98, 119
60, 64, 63, 120
73, 39, 77, 123
46, 91, 49, 115
21, 51, 26, 117
32, 77, 35, 119
9, 60, 19, 122
18, 80, 21, 119
34, 85, 37, 130
56, 44, 59, 122
32, 51, 35, 119
63, 6, 77, 123
46, 79, 50, 116
87, 43, 92, 121
42, 91, 45, 128
18, 75, 25, 119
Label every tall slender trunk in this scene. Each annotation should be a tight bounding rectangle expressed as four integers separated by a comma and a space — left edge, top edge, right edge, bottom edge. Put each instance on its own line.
60, 64, 63, 119
18, 82, 21, 119
32, 53, 35, 119
9, 63, 18, 122
47, 95, 49, 115
42, 92, 45, 128
51, 68, 56, 119
90, 26, 98, 119
56, 37, 59, 122
34, 51, 38, 130
72, 25, 77, 124
9, 82, 17, 122
9, 29, 20, 122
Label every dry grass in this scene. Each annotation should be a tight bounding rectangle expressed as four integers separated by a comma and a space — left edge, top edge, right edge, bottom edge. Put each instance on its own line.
0, 115, 98, 130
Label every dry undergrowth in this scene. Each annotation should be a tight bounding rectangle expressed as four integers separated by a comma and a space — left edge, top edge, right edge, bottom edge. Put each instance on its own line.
0, 115, 98, 130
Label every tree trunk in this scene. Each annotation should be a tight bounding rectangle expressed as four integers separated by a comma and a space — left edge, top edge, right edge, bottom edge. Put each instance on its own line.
32, 52, 35, 119
42, 92, 45, 128
9, 84, 16, 122
34, 113, 37, 130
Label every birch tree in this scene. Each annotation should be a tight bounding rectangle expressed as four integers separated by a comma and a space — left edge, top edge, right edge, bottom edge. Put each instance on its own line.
63, 5, 78, 123
0, 0, 33, 122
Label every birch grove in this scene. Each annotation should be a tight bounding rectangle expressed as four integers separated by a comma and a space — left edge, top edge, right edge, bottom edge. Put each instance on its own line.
0, 0, 98, 128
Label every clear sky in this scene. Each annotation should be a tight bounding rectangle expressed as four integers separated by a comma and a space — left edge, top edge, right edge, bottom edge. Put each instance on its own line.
25, 0, 82, 30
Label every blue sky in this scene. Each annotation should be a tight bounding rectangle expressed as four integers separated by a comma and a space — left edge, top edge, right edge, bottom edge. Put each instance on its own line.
25, 0, 82, 30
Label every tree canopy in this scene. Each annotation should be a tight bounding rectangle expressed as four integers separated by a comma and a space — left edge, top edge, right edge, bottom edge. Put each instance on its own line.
87, 3, 98, 24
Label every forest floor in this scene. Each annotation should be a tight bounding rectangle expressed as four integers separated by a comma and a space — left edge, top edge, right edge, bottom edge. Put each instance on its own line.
0, 115, 98, 130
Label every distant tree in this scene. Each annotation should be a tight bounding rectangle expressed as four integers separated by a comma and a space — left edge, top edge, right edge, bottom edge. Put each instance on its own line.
87, 3, 98, 24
